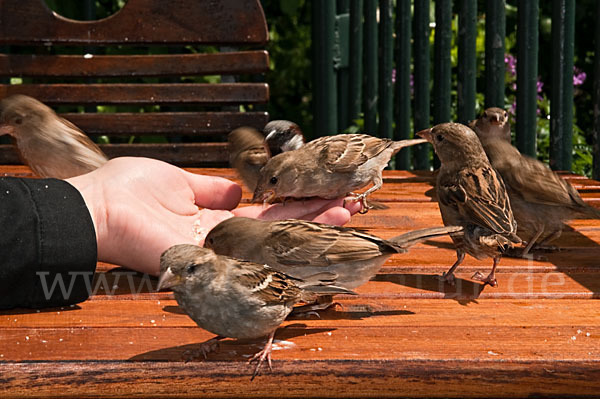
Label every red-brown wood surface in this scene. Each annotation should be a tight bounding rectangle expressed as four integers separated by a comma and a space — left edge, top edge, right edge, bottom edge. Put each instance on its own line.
1, 166, 599, 398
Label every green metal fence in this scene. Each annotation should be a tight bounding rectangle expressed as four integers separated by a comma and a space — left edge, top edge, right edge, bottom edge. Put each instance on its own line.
312, 0, 593, 175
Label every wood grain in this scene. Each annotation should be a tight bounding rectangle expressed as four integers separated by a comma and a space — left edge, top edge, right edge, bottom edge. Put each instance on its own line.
1, 167, 600, 397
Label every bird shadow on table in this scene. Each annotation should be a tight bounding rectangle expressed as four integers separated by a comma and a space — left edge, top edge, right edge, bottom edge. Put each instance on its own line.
372, 273, 484, 305
129, 325, 334, 362
0, 304, 82, 315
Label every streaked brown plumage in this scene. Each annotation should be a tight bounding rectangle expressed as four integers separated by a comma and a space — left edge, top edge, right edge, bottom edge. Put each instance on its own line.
472, 107, 600, 256
417, 122, 521, 286
0, 95, 108, 179
228, 126, 270, 192
157, 244, 353, 380
252, 134, 426, 212
205, 216, 462, 291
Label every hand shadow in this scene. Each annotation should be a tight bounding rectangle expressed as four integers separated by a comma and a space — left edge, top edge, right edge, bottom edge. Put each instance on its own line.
128, 324, 334, 362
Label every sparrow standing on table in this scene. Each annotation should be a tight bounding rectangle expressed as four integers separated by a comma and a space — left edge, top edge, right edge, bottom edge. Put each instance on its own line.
471, 107, 600, 257
205, 216, 462, 290
228, 126, 270, 192
0, 95, 108, 179
252, 134, 426, 212
157, 244, 354, 380
417, 123, 521, 287
263, 120, 306, 156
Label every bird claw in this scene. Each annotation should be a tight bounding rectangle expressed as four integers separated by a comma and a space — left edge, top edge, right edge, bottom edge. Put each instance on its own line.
472, 271, 497, 287
437, 272, 455, 286
248, 340, 273, 381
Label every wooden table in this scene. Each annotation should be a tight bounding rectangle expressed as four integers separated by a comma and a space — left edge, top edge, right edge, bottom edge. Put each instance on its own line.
2, 166, 600, 398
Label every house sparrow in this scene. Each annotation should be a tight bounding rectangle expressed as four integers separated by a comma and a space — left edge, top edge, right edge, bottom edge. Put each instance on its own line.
252, 134, 427, 212
471, 108, 600, 256
417, 123, 521, 287
263, 120, 306, 156
157, 244, 354, 380
228, 126, 270, 192
0, 94, 108, 179
204, 216, 463, 290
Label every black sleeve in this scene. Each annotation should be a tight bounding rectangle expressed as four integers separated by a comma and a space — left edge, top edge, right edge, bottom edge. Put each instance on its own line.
0, 177, 97, 309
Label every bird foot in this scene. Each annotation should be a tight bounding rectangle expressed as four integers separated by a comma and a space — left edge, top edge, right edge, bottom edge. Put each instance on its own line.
472, 271, 498, 287
437, 272, 456, 286
248, 338, 274, 380
182, 337, 221, 362
347, 193, 372, 214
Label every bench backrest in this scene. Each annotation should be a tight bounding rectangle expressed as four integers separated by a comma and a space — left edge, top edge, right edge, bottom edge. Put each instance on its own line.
0, 0, 269, 166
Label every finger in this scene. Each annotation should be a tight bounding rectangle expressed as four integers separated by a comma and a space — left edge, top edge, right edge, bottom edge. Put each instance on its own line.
311, 207, 351, 225
254, 198, 346, 220
182, 171, 242, 210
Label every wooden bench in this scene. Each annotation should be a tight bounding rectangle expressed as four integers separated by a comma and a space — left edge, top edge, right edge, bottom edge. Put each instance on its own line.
0, 0, 269, 166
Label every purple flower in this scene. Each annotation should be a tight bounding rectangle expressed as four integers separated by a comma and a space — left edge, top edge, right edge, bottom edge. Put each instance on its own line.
505, 54, 516, 76
392, 68, 396, 84
573, 67, 586, 86
536, 80, 544, 93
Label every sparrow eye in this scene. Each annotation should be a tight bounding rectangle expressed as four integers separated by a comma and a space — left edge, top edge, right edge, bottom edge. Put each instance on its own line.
436, 134, 444, 142
13, 117, 22, 125
205, 237, 214, 247
269, 176, 278, 185
185, 264, 198, 274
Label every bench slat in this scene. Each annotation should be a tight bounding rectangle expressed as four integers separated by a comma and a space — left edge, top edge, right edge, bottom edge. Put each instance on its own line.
0, 83, 269, 105
61, 112, 268, 135
0, 52, 269, 77
0, 0, 268, 45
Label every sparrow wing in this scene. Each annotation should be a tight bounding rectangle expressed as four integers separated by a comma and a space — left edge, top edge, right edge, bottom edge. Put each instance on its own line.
490, 141, 585, 208
311, 134, 392, 172
266, 220, 400, 266
233, 260, 305, 305
439, 166, 517, 236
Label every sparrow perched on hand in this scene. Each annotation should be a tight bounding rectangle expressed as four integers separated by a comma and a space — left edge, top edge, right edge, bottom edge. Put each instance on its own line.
417, 123, 521, 287
0, 95, 108, 179
252, 134, 426, 212
471, 108, 600, 257
157, 244, 354, 379
204, 216, 462, 290
263, 120, 306, 156
228, 126, 270, 192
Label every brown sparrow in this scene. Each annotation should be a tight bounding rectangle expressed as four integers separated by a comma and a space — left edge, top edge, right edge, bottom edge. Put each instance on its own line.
417, 123, 521, 287
157, 244, 354, 380
252, 134, 426, 212
228, 126, 270, 192
263, 120, 306, 156
0, 95, 108, 179
471, 107, 600, 256
204, 216, 462, 290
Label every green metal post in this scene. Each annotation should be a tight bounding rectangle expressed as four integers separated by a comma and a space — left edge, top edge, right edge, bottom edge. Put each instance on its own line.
594, 0, 600, 180
433, 0, 452, 168
516, 1, 539, 157
485, 0, 506, 109
413, 0, 431, 169
312, 0, 338, 136
348, 0, 363, 127
336, 0, 350, 131
394, 0, 412, 169
550, 0, 574, 171
379, 0, 394, 143
457, 0, 477, 125
363, 0, 378, 136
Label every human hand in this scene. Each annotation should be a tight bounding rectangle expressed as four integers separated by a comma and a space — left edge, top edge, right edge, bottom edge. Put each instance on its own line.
67, 157, 360, 275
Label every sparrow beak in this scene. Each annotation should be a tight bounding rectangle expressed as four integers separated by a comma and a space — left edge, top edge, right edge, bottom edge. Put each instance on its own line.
416, 128, 433, 143
0, 124, 15, 136
157, 267, 181, 291
252, 188, 276, 204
